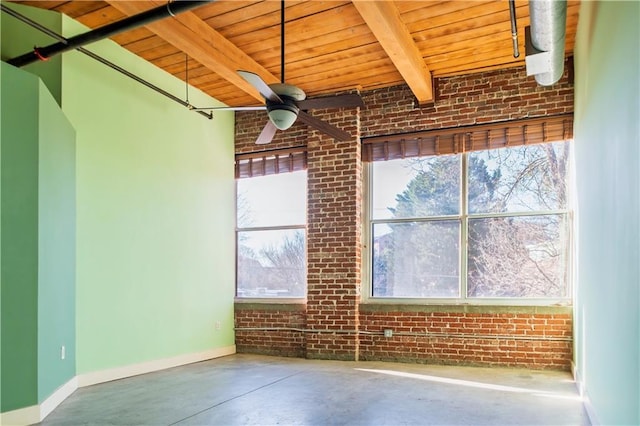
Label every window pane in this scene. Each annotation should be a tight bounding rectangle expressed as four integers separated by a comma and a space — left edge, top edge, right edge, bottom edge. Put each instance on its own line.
467, 215, 569, 298
468, 141, 570, 214
237, 229, 306, 298
372, 220, 460, 298
237, 171, 306, 228
372, 156, 460, 220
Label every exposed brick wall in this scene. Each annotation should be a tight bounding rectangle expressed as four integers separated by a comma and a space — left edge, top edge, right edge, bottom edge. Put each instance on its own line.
234, 304, 306, 357
305, 107, 362, 360
360, 60, 574, 137
234, 304, 573, 370
234, 63, 574, 369
235, 110, 309, 154
359, 307, 572, 370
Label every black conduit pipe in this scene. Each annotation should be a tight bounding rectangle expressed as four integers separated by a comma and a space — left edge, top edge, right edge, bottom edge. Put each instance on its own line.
7, 0, 212, 67
280, 0, 285, 83
509, 0, 520, 58
1, 4, 212, 119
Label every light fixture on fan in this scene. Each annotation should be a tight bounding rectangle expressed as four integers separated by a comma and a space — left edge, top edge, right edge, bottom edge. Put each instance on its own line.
266, 100, 298, 130
189, 0, 364, 144
266, 83, 306, 130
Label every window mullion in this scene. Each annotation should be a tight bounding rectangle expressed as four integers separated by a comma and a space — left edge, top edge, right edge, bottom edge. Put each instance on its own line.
467, 209, 570, 219
461, 153, 469, 301
236, 224, 306, 233
363, 162, 373, 299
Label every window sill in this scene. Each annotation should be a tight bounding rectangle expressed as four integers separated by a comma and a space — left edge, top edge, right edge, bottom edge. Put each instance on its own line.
234, 298, 306, 311
358, 303, 572, 315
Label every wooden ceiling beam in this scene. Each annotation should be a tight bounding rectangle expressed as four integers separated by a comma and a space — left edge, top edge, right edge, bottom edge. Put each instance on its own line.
9, 0, 580, 105
352, 0, 433, 105
104, 0, 280, 104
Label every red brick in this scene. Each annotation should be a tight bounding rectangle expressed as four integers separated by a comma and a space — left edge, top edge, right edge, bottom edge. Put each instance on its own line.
235, 64, 574, 370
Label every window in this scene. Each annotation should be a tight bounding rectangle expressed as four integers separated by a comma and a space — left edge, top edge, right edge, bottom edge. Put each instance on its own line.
236, 170, 307, 298
367, 118, 572, 302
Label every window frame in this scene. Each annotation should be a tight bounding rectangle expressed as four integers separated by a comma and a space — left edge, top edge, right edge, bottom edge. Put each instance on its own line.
234, 167, 308, 303
362, 146, 573, 307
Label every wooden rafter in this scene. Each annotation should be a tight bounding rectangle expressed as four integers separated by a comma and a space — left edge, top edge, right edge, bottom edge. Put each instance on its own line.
105, 0, 280, 104
10, 0, 582, 107
352, 0, 433, 105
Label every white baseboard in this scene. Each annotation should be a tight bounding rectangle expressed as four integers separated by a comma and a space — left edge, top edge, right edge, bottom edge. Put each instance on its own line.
77, 345, 236, 387
41, 376, 79, 419
0, 377, 77, 426
572, 363, 600, 426
581, 392, 600, 426
0, 404, 40, 426
0, 346, 236, 426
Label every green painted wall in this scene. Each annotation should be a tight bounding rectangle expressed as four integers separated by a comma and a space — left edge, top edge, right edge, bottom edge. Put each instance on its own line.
1, 0, 235, 412
57, 16, 235, 373
573, 1, 640, 424
1, 62, 40, 413
1, 61, 77, 412
0, 3, 63, 105
37, 77, 76, 402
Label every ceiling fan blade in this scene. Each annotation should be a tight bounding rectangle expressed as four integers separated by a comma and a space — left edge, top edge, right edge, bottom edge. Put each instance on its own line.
297, 111, 351, 141
255, 121, 278, 145
189, 106, 266, 112
297, 93, 364, 110
238, 70, 282, 103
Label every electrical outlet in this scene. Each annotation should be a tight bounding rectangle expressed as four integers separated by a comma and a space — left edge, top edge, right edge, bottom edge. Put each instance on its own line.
215, 321, 221, 330
61, 345, 66, 360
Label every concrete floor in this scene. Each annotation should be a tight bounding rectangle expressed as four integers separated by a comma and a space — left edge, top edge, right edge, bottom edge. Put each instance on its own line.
39, 354, 589, 425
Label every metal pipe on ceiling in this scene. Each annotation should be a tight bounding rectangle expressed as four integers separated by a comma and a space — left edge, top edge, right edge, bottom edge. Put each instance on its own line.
0, 3, 212, 120
7, 0, 212, 68
527, 0, 567, 86
509, 0, 520, 58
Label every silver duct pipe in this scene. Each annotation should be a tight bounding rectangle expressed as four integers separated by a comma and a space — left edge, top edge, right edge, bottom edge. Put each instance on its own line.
525, 0, 567, 86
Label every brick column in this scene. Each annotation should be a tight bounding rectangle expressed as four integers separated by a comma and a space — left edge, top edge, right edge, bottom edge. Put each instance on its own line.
305, 108, 362, 360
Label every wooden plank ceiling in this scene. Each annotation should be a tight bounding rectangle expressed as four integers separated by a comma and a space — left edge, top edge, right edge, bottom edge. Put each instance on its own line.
8, 0, 580, 108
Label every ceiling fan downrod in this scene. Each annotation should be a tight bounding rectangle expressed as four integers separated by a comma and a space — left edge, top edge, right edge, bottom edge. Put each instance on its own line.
280, 0, 285, 83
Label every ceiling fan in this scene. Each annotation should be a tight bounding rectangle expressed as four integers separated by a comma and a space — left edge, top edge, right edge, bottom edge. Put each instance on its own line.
192, 0, 364, 145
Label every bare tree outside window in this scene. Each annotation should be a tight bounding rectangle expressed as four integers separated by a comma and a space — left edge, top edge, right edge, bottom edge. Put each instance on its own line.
467, 142, 570, 298
236, 171, 306, 298
371, 141, 571, 300
468, 142, 570, 213
237, 229, 306, 297
467, 215, 568, 297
